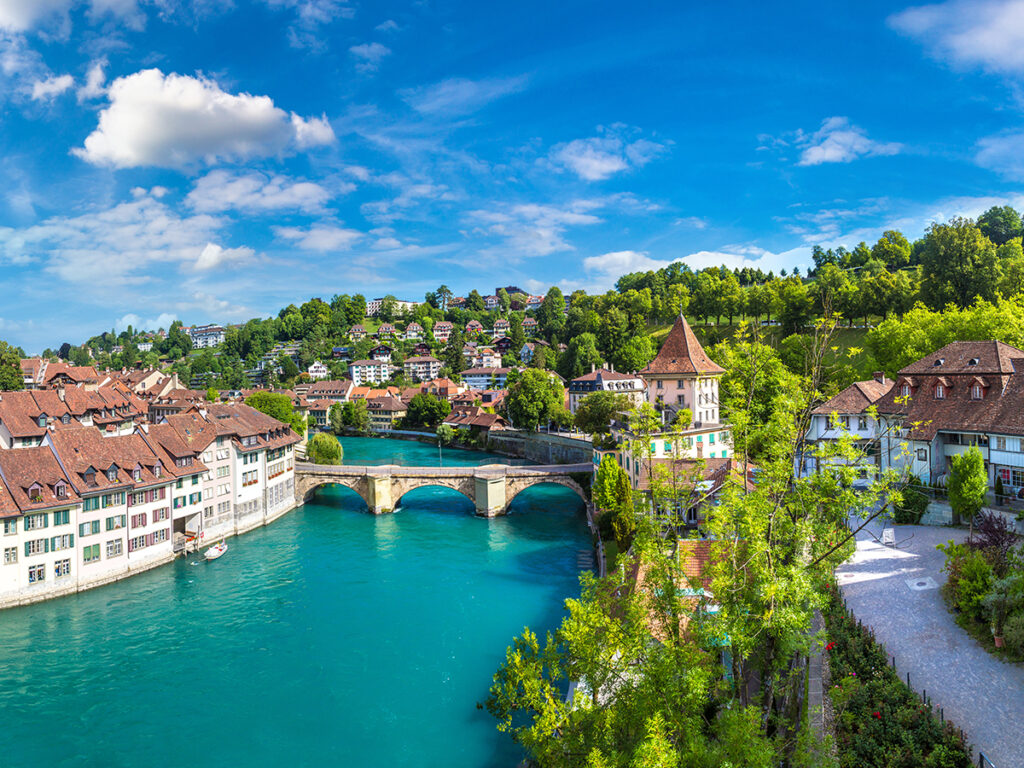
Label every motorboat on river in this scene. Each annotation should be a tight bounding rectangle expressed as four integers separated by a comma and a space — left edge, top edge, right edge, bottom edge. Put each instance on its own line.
204, 541, 227, 561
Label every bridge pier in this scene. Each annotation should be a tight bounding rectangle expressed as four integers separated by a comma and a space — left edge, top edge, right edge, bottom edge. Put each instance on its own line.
367, 474, 394, 514
474, 475, 507, 517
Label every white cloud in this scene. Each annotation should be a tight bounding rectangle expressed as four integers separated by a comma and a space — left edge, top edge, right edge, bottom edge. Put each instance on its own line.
274, 223, 362, 251
375, 19, 399, 32
467, 201, 602, 256
186, 169, 332, 214
349, 42, 391, 73
549, 127, 668, 181
74, 68, 336, 169
0, 191, 238, 286
975, 132, 1024, 179
77, 59, 105, 101
114, 311, 177, 333
194, 242, 255, 271
889, 0, 1024, 75
400, 75, 527, 116
260, 0, 355, 48
795, 117, 902, 166
0, 0, 145, 33
30, 73, 73, 101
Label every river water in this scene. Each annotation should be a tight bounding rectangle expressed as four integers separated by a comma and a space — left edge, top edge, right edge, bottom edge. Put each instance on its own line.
0, 437, 590, 767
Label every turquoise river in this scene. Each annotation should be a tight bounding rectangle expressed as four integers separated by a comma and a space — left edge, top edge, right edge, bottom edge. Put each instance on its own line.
0, 437, 591, 767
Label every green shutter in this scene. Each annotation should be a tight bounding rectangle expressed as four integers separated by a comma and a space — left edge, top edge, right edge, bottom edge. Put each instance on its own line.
42, 514, 48, 528
24, 542, 30, 557
69, 533, 74, 547
44, 538, 50, 553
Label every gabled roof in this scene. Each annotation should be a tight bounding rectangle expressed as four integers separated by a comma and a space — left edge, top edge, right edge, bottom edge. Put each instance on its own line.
0, 446, 80, 512
811, 378, 894, 415
900, 340, 1023, 376
641, 314, 724, 376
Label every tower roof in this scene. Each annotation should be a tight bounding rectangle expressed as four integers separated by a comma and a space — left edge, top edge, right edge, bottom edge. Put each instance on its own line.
641, 315, 725, 376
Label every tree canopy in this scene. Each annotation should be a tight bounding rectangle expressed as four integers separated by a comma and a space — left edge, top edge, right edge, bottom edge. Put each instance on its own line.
244, 391, 305, 435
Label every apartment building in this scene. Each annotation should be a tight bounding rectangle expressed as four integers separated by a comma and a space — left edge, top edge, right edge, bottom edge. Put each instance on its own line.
349, 360, 393, 386
187, 324, 226, 348
403, 356, 442, 383
568, 368, 647, 414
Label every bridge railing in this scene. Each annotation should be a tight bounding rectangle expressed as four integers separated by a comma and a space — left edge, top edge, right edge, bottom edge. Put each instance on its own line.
295, 462, 594, 476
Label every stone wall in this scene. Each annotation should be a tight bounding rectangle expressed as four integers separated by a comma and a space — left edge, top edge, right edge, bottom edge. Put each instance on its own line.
487, 431, 592, 465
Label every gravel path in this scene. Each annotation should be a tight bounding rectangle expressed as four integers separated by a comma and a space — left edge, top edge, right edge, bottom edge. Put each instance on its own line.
836, 518, 1024, 768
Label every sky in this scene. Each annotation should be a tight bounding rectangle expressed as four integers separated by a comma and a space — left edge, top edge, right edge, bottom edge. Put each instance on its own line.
2, 0, 1024, 351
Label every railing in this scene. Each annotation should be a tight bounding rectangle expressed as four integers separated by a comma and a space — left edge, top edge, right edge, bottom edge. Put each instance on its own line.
294, 462, 592, 477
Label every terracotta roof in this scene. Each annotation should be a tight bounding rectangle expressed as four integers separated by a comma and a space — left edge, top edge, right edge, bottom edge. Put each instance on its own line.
811, 378, 894, 415
367, 396, 406, 412
162, 411, 218, 451
641, 314, 724, 376
49, 428, 183, 493
0, 446, 80, 513
900, 341, 1022, 376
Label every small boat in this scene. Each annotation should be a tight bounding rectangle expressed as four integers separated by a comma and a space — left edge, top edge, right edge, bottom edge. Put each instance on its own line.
204, 541, 227, 561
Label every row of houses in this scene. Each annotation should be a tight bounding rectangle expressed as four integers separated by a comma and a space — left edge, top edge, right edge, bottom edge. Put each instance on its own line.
0, 400, 300, 607
802, 340, 1024, 501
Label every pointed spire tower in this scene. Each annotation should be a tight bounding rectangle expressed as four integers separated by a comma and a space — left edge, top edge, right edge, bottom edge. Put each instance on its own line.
641, 314, 725, 425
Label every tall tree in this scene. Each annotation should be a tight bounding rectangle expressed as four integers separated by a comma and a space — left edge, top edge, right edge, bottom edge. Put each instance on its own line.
574, 391, 629, 440
505, 369, 565, 430
920, 217, 999, 308
977, 205, 1022, 246
308, 432, 343, 465
948, 445, 987, 527
537, 286, 566, 340
871, 229, 912, 267
245, 391, 305, 435
0, 340, 24, 390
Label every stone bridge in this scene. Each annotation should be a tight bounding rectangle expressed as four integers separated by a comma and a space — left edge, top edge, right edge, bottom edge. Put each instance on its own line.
294, 462, 592, 516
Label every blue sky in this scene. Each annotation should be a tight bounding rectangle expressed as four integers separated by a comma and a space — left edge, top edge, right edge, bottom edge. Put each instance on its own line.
2, 0, 1024, 351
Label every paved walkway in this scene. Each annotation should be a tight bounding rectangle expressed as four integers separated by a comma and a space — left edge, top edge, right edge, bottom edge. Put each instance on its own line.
837, 518, 1023, 768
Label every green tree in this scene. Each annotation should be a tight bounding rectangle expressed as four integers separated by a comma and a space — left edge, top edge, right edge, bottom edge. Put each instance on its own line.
245, 391, 306, 435
404, 392, 451, 427
613, 335, 655, 373
205, 387, 218, 402
948, 446, 987, 527
977, 205, 1022, 246
775, 279, 813, 334
379, 295, 399, 321
279, 354, 299, 380
329, 402, 343, 433
466, 289, 486, 312
871, 229, 912, 267
0, 340, 24, 390
436, 423, 455, 445
920, 217, 999, 308
497, 287, 511, 313
560, 332, 604, 379
575, 392, 629, 440
341, 399, 371, 433
537, 286, 566, 339
997, 238, 1024, 298
308, 432, 343, 465
506, 369, 566, 430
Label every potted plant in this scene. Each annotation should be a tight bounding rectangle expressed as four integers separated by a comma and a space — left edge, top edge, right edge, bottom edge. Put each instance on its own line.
983, 578, 1019, 648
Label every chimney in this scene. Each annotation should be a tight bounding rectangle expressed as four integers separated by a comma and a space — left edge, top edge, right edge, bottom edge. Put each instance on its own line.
57, 385, 65, 402
591, 363, 595, 373
873, 371, 886, 384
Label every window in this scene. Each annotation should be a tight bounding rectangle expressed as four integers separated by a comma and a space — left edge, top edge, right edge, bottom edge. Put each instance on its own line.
28, 564, 45, 583
62, 414, 70, 424
37, 415, 46, 427
133, 468, 141, 481
242, 471, 259, 487
189, 492, 202, 505
3, 519, 15, 535
106, 514, 126, 531
83, 496, 100, 512
192, 475, 200, 486
996, 436, 1007, 451
916, 448, 927, 461
203, 506, 214, 520
54, 558, 70, 577
709, 433, 715, 445
3, 547, 16, 564
25, 539, 46, 556
1013, 469, 1024, 487
52, 509, 69, 526
78, 520, 100, 537
24, 513, 47, 531
176, 479, 183, 490
106, 539, 123, 558
971, 384, 983, 400
83, 544, 101, 564
107, 467, 118, 482
55, 482, 67, 499
50, 534, 73, 551
218, 484, 230, 497
131, 513, 148, 528
900, 384, 911, 397
656, 380, 663, 389
153, 508, 170, 523
935, 384, 945, 399
154, 464, 162, 479
217, 500, 231, 515
858, 416, 868, 431
173, 496, 186, 510
203, 451, 212, 463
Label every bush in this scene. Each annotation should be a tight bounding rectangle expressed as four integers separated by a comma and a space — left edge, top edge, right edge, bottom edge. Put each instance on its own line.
823, 586, 972, 768
893, 484, 930, 524
955, 551, 994, 621
1004, 611, 1024, 655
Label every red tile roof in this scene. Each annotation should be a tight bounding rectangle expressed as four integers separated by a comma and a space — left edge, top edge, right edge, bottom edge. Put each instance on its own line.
642, 314, 724, 376
0, 446, 80, 512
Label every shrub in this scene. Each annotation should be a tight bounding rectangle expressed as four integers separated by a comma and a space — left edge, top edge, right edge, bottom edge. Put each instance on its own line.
1003, 611, 1024, 655
955, 550, 994, 621
970, 511, 1020, 577
893, 483, 930, 524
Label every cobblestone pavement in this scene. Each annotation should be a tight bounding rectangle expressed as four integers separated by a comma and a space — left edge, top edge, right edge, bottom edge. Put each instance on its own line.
836, 518, 1024, 768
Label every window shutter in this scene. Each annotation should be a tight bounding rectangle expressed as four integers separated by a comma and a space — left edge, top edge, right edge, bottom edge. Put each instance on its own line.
69, 534, 74, 547
43, 514, 48, 528
44, 538, 50, 553
50, 536, 56, 550
24, 542, 30, 557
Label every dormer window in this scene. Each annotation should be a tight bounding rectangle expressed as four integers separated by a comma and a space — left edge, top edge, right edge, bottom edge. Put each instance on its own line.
933, 358, 944, 367
62, 414, 70, 424
900, 384, 911, 397
55, 481, 66, 499
969, 358, 979, 366
107, 465, 118, 482
84, 467, 96, 485
935, 384, 946, 399
154, 463, 162, 478
28, 482, 42, 499
972, 384, 983, 400
37, 415, 46, 428
133, 466, 141, 481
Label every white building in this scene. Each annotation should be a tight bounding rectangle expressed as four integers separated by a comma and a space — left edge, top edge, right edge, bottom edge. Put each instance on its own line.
308, 361, 330, 380
568, 368, 647, 415
187, 324, 226, 349
403, 356, 442, 383
461, 367, 514, 390
366, 298, 418, 317
349, 360, 393, 387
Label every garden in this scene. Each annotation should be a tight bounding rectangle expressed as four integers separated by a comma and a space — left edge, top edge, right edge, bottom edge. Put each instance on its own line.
823, 585, 973, 767
937, 510, 1024, 662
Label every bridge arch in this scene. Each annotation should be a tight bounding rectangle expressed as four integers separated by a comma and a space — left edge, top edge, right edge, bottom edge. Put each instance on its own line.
392, 478, 477, 511
296, 473, 372, 510
505, 476, 588, 511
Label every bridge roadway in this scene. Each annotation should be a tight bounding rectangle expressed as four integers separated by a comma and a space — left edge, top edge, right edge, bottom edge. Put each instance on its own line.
294, 461, 593, 516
